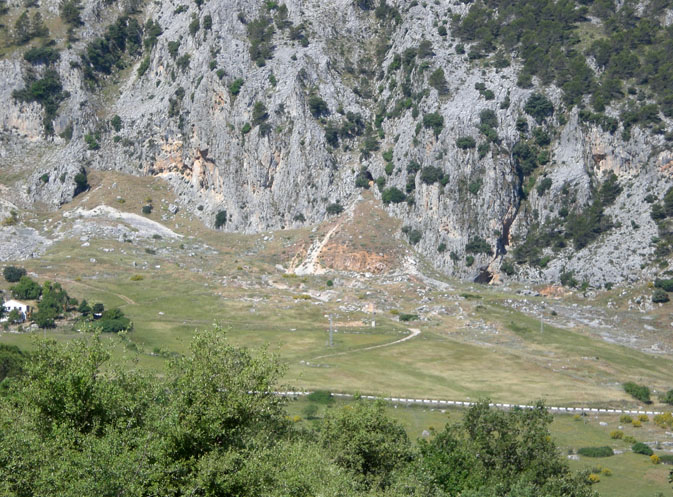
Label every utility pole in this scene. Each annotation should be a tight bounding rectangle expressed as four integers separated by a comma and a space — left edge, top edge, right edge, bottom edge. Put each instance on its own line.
328, 314, 334, 347
368, 302, 375, 328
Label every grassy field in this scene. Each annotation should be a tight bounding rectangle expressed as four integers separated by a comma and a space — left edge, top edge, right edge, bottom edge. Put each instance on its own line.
2, 171, 673, 405
2, 170, 673, 497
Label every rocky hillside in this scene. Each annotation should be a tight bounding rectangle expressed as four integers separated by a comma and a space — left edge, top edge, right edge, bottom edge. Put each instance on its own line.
1, 0, 673, 287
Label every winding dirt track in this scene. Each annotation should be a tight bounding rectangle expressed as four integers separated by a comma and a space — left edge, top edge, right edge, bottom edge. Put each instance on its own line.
309, 328, 421, 361
61, 278, 137, 305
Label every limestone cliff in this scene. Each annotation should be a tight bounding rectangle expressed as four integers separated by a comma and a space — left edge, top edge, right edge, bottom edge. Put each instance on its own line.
1, 0, 671, 287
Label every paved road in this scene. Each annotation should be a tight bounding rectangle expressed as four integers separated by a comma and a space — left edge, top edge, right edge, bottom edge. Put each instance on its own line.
274, 391, 665, 416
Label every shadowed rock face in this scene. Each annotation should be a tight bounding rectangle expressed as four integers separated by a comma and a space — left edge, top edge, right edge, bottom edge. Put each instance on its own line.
1, 0, 672, 286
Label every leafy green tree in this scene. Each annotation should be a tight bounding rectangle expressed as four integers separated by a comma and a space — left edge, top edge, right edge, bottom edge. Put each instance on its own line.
30, 12, 49, 38
537, 177, 553, 195
12, 69, 67, 134
354, 0, 375, 10
203, 14, 212, 30
326, 203, 344, 215
479, 109, 498, 129
6, 309, 22, 324
459, 400, 590, 494
246, 16, 275, 66
623, 382, 651, 403
423, 112, 444, 137
512, 141, 537, 176
0, 330, 600, 496
110, 115, 122, 131
143, 19, 163, 50
652, 288, 669, 303
524, 93, 554, 123
420, 166, 444, 185
466, 237, 493, 255
0, 344, 25, 382
308, 95, 329, 118
32, 281, 69, 328
40, 281, 69, 313
516, 117, 529, 135
655, 278, 673, 292
632, 442, 654, 456
59, 0, 82, 27
14, 10, 32, 45
229, 77, 244, 96
158, 327, 287, 458
319, 400, 412, 489
78, 299, 92, 317
33, 307, 57, 328
3, 266, 26, 283
501, 259, 516, 275
74, 170, 89, 195
429, 68, 449, 95
11, 276, 42, 300
355, 167, 372, 189
252, 101, 269, 126
382, 187, 406, 204
97, 308, 132, 333
456, 136, 477, 149
407, 229, 422, 245
167, 39, 180, 58
303, 403, 319, 419
307, 389, 334, 404
23, 45, 60, 65
189, 14, 200, 35
417, 424, 482, 494
215, 210, 227, 228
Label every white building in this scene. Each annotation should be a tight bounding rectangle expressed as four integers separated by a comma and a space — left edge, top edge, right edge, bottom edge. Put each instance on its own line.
1, 299, 31, 323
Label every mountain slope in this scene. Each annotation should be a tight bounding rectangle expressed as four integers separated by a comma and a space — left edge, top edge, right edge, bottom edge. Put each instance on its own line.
1, 0, 672, 287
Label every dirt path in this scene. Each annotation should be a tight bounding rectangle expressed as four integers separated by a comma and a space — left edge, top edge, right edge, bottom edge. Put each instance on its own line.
309, 328, 421, 361
61, 278, 137, 305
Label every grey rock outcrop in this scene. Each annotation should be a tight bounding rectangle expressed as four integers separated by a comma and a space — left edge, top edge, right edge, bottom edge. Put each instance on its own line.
1, 0, 671, 286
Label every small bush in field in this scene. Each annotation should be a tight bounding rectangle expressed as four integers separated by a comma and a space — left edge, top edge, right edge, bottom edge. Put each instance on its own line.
307, 390, 333, 404
632, 442, 653, 456
577, 446, 614, 457
587, 473, 600, 483
653, 412, 673, 428
609, 430, 623, 439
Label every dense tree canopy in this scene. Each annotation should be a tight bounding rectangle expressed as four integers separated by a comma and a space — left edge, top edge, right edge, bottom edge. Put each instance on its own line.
453, 0, 673, 126
0, 328, 599, 496
10, 276, 42, 300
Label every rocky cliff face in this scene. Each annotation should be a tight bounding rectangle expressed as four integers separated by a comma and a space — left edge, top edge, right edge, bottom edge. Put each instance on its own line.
1, 0, 672, 287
